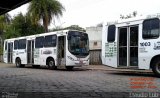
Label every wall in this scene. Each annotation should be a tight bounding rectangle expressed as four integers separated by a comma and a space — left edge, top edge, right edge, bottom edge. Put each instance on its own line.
89, 50, 102, 65
86, 27, 102, 65
86, 27, 102, 50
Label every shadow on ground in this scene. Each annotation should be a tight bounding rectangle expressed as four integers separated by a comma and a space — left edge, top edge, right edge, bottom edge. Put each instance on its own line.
9, 65, 90, 72
105, 70, 156, 77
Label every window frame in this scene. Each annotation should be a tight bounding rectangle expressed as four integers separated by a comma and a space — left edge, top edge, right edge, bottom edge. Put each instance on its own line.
5, 41, 7, 50
14, 40, 19, 50
142, 18, 160, 39
107, 25, 116, 42
44, 35, 57, 47
18, 39, 26, 49
35, 36, 44, 48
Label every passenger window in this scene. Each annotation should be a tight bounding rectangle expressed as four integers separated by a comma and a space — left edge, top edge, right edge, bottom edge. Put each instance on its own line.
14, 40, 18, 50
18, 39, 26, 49
44, 35, 57, 47
143, 18, 160, 39
35, 36, 44, 48
107, 25, 116, 42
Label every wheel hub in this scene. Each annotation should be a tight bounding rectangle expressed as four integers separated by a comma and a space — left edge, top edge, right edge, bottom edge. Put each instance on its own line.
49, 61, 54, 66
156, 63, 160, 73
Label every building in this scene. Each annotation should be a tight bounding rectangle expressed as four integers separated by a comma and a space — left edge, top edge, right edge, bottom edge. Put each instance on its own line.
86, 26, 102, 65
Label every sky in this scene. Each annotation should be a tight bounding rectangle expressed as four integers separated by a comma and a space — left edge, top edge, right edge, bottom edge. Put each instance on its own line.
8, 0, 160, 28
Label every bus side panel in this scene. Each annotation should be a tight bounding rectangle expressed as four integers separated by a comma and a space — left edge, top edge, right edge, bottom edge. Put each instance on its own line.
40, 47, 57, 66
34, 49, 41, 65
101, 25, 107, 65
138, 24, 154, 70
3, 50, 7, 63
3, 41, 7, 63
14, 49, 27, 64
102, 25, 118, 68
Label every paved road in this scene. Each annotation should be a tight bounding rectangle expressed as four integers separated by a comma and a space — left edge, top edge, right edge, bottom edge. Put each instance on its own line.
0, 63, 159, 98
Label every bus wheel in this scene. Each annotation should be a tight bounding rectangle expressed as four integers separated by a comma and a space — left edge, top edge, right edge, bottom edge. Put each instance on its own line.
47, 59, 57, 70
66, 66, 73, 70
152, 58, 160, 77
15, 58, 24, 68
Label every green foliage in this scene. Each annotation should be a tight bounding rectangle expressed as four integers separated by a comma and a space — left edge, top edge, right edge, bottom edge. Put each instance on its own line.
28, 0, 65, 32
52, 25, 86, 32
65, 25, 86, 32
0, 14, 11, 37
120, 11, 138, 19
0, 45, 3, 54
4, 25, 20, 39
0, 14, 11, 54
5, 13, 45, 39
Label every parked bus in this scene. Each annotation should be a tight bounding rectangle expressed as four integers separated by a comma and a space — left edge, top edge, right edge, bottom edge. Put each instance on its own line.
3, 30, 89, 70
102, 15, 160, 77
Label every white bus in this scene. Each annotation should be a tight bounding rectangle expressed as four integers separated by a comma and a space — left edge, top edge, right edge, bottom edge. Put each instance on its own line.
3, 30, 89, 70
102, 15, 160, 77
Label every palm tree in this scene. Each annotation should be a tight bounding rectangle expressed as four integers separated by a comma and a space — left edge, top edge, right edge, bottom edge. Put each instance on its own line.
28, 0, 65, 32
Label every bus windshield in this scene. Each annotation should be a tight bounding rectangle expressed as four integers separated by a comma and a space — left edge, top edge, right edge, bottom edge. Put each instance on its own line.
68, 31, 89, 56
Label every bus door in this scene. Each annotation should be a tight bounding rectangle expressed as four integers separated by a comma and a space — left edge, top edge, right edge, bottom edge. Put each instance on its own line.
7, 42, 13, 63
118, 25, 138, 67
57, 36, 66, 66
27, 40, 34, 64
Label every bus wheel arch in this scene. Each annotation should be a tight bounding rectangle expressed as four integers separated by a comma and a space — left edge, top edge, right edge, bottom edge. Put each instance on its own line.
15, 57, 24, 67
46, 57, 57, 70
150, 55, 160, 77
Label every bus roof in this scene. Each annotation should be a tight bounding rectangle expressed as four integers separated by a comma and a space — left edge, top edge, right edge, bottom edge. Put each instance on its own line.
104, 14, 160, 26
4, 29, 85, 41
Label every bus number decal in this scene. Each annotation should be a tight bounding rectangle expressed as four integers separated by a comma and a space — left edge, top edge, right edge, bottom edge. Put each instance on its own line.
140, 42, 151, 47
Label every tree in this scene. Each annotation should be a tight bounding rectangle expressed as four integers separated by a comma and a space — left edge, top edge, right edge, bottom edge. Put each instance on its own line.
0, 14, 11, 35
0, 13, 11, 54
51, 25, 86, 32
96, 23, 103, 27
5, 13, 45, 39
120, 11, 138, 19
132, 11, 137, 17
28, 0, 65, 32
65, 25, 86, 32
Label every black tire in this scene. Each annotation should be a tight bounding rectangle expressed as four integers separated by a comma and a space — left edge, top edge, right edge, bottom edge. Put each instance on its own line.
47, 59, 57, 70
15, 58, 24, 68
152, 57, 160, 77
66, 66, 74, 70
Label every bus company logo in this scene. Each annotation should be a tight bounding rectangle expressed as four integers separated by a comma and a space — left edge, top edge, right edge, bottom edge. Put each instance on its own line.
153, 42, 160, 50
43, 50, 52, 54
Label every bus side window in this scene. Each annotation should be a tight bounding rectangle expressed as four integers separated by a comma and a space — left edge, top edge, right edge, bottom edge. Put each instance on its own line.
18, 39, 26, 49
143, 18, 160, 39
107, 25, 116, 42
14, 40, 18, 50
35, 36, 44, 48
44, 35, 57, 47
